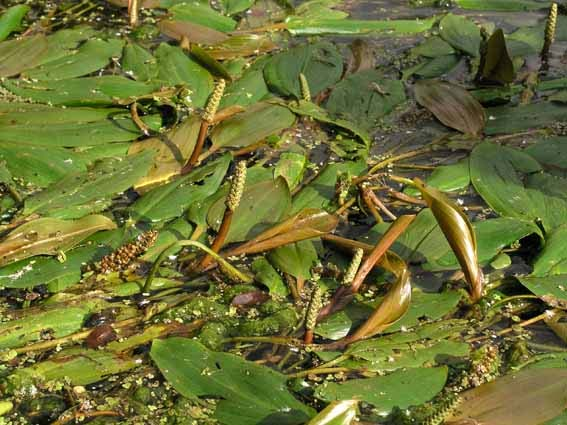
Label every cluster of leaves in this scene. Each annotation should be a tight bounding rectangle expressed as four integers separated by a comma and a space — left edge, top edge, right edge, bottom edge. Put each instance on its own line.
0, 0, 565, 424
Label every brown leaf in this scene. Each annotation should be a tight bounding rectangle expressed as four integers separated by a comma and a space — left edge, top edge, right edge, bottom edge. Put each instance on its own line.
224, 209, 338, 257
414, 178, 483, 301
0, 215, 116, 266
447, 369, 567, 425
158, 20, 229, 45
479, 29, 515, 85
349, 252, 411, 341
414, 80, 486, 136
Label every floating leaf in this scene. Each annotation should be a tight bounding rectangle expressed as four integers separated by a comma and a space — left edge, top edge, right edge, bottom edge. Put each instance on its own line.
129, 154, 231, 223
315, 367, 447, 415
484, 102, 567, 135
414, 80, 486, 136
325, 69, 406, 132
439, 13, 481, 57
154, 43, 213, 108
0, 215, 116, 266
251, 257, 289, 297
2, 75, 158, 106
206, 34, 277, 60
263, 41, 343, 99
0, 34, 47, 77
158, 19, 229, 45
122, 43, 158, 82
209, 102, 296, 152
169, 2, 237, 32
286, 16, 436, 36
268, 240, 318, 281
518, 275, 567, 305
24, 151, 154, 218
0, 5, 29, 41
128, 115, 201, 189
23, 39, 124, 81
446, 369, 567, 425
414, 179, 483, 301
151, 338, 315, 425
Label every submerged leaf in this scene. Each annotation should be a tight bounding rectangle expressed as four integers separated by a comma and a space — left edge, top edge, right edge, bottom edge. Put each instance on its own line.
0, 215, 116, 266
414, 80, 486, 136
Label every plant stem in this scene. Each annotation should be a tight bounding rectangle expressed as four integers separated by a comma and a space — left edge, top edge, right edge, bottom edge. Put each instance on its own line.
286, 367, 355, 380
181, 120, 209, 175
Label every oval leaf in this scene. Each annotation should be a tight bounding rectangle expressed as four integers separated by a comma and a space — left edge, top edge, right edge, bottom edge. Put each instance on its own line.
414, 80, 486, 136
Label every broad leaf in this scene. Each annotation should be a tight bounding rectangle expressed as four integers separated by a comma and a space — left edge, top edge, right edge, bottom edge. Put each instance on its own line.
0, 34, 47, 77
151, 338, 314, 425
0, 5, 29, 41
315, 367, 447, 415
439, 13, 481, 57
263, 41, 343, 99
268, 240, 318, 281
414, 80, 486, 136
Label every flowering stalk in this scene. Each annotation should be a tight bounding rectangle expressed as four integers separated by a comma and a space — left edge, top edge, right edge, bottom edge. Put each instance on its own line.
181, 79, 226, 174
304, 285, 322, 344
198, 161, 246, 270
541, 3, 558, 70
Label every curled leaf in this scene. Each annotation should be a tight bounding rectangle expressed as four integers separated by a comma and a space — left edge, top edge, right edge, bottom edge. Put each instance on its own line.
414, 80, 486, 136
414, 178, 483, 301
447, 369, 567, 425
224, 209, 339, 257
0, 215, 116, 266
349, 252, 412, 341
306, 400, 358, 425
479, 29, 515, 85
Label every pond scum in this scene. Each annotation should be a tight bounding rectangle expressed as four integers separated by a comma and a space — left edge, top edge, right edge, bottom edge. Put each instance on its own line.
0, 0, 566, 424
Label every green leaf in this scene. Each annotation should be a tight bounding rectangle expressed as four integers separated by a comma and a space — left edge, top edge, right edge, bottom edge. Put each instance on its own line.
485, 102, 567, 135
0, 5, 29, 41
0, 34, 47, 77
2, 75, 158, 106
23, 39, 124, 81
0, 228, 127, 289
154, 43, 213, 108
325, 70, 406, 132
122, 43, 158, 82
151, 338, 314, 425
411, 36, 456, 58
0, 106, 159, 147
40, 26, 98, 64
525, 136, 567, 174
274, 152, 308, 191
532, 224, 567, 276
170, 2, 237, 32
519, 275, 567, 304
0, 142, 84, 187
291, 160, 366, 214
405, 159, 470, 197
315, 367, 447, 415
207, 176, 292, 243
454, 0, 549, 11
24, 150, 154, 218
285, 16, 436, 36
0, 306, 90, 349
210, 102, 296, 151
439, 13, 481, 57
263, 41, 343, 99
268, 240, 317, 281
129, 154, 231, 223
219, 57, 271, 108
0, 214, 116, 267
251, 257, 289, 297
284, 100, 371, 147
220, 0, 255, 16
479, 29, 515, 85
470, 142, 567, 231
